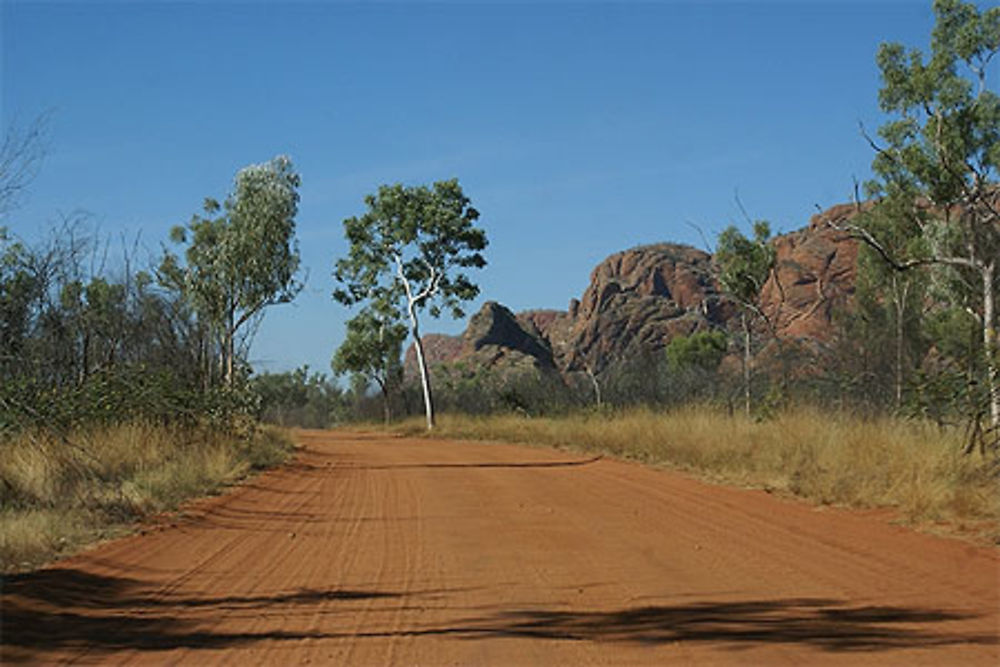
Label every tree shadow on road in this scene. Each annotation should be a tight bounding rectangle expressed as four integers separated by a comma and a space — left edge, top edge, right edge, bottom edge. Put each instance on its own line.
2, 568, 996, 662
453, 598, 998, 653
0, 568, 408, 662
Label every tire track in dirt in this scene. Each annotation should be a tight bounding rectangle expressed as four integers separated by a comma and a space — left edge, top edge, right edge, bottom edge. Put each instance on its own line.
152, 455, 341, 666
62, 462, 327, 665
3, 430, 998, 665
587, 460, 995, 608
96, 455, 333, 666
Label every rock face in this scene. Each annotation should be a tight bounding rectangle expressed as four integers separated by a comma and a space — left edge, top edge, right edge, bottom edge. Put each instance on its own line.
403, 334, 465, 377
560, 243, 727, 373
404, 302, 557, 379
517, 310, 574, 369
405, 201, 861, 379
463, 302, 556, 371
760, 203, 859, 342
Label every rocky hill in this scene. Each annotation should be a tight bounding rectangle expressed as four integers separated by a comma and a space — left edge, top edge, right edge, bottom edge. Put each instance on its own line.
405, 201, 860, 379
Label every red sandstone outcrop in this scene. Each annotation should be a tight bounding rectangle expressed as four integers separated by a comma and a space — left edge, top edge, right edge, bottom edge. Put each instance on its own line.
406, 201, 863, 378
404, 302, 557, 379
760, 204, 859, 341
403, 333, 464, 377
560, 243, 726, 373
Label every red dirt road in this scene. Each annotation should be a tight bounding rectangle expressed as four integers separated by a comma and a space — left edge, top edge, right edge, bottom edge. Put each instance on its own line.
3, 430, 998, 665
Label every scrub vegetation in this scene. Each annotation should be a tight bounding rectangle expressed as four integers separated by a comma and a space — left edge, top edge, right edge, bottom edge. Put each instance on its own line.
1, 152, 300, 571
0, 423, 292, 572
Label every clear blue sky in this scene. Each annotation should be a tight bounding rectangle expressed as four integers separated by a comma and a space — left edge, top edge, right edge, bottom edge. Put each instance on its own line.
2, 1, 947, 376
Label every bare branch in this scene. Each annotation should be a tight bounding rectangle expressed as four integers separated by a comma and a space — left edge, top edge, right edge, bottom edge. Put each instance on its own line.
684, 220, 714, 254
858, 120, 886, 157
413, 257, 439, 304
827, 215, 981, 273
733, 188, 754, 227
0, 113, 49, 218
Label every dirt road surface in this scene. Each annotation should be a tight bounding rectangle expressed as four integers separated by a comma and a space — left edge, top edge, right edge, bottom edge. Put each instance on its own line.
3, 430, 998, 665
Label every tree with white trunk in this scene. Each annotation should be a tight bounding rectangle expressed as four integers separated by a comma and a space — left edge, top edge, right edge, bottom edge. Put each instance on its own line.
333, 179, 487, 430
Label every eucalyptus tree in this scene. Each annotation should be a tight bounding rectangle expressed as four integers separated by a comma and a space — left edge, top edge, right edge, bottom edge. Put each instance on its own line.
331, 308, 407, 424
167, 156, 303, 387
852, 200, 929, 412
839, 0, 1000, 444
333, 179, 487, 430
715, 221, 775, 416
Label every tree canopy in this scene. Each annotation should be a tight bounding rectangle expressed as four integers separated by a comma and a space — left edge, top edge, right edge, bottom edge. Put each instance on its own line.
166, 155, 303, 387
716, 221, 775, 310
715, 220, 775, 416
333, 179, 487, 429
847, 0, 999, 446
331, 308, 408, 424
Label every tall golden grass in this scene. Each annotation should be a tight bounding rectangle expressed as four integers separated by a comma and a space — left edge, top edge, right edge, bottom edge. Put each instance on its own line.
0, 423, 293, 572
399, 406, 999, 542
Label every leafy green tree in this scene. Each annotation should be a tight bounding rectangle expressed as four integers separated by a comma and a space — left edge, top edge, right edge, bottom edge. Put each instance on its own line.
666, 330, 728, 374
715, 221, 775, 416
914, 305, 986, 436
333, 179, 487, 430
331, 309, 407, 424
853, 201, 930, 412
0, 230, 38, 373
840, 0, 999, 444
167, 156, 303, 387
253, 366, 346, 428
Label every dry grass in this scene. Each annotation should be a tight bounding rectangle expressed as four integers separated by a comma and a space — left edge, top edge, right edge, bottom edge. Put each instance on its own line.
0, 423, 294, 572
398, 406, 999, 543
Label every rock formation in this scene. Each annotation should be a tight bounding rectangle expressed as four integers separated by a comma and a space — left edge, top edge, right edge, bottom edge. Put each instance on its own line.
759, 203, 859, 342
559, 243, 727, 373
405, 201, 861, 379
404, 302, 557, 378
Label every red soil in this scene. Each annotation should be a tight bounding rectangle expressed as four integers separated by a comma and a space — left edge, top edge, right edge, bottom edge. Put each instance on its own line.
3, 430, 998, 665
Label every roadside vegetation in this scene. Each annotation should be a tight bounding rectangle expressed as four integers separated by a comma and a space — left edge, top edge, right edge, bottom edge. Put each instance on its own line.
396, 407, 999, 543
0, 423, 292, 572
1, 142, 301, 571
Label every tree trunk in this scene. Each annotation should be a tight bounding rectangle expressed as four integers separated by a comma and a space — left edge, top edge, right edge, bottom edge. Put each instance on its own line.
224, 329, 234, 388
407, 301, 435, 431
224, 305, 235, 388
983, 261, 998, 435
396, 256, 436, 431
893, 276, 907, 413
200, 337, 210, 392
80, 329, 89, 385
376, 379, 392, 425
742, 312, 751, 417
584, 364, 602, 409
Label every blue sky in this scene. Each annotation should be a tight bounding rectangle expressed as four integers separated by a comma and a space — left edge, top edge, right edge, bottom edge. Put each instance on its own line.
2, 1, 946, 376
